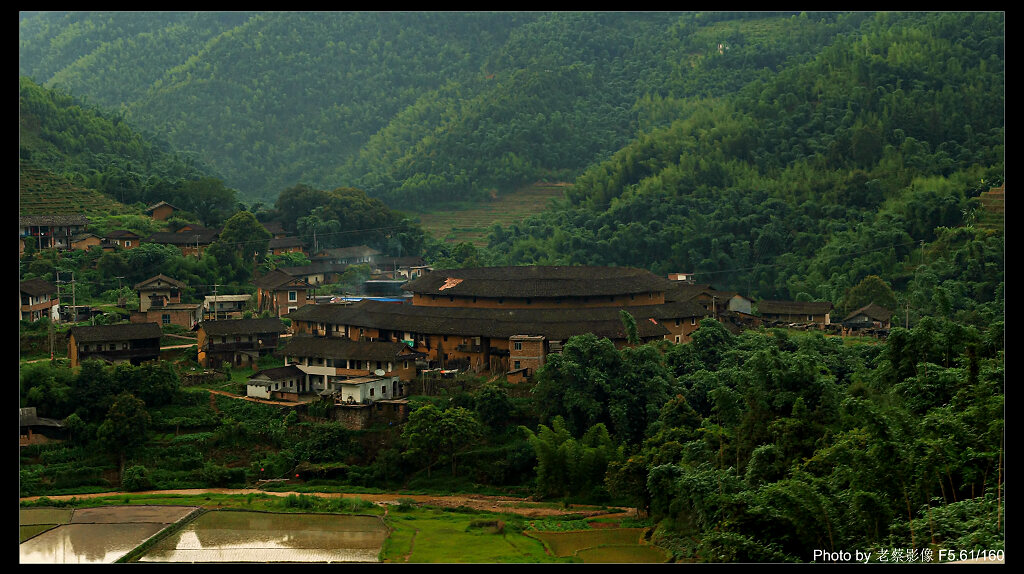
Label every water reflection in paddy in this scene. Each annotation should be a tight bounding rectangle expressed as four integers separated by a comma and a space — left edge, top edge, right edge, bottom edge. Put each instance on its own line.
140, 511, 389, 563
20, 523, 167, 564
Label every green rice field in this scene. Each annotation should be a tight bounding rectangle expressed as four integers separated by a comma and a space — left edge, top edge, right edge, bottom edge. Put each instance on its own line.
411, 183, 568, 247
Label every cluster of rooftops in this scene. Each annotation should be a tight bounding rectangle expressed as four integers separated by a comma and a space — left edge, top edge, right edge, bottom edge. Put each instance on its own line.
47, 265, 894, 403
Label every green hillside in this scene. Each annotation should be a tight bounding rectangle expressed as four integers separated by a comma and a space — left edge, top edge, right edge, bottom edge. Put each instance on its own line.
20, 12, 864, 206
19, 161, 128, 216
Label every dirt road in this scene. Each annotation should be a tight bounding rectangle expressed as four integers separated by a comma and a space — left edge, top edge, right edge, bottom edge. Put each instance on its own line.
20, 488, 637, 520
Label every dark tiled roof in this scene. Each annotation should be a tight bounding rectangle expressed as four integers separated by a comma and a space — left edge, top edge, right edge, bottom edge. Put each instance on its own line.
279, 262, 349, 276
134, 274, 186, 290
198, 318, 287, 336
269, 237, 306, 249
250, 365, 305, 381
20, 278, 56, 297
664, 283, 715, 302
255, 269, 312, 290
843, 303, 893, 322
321, 245, 381, 258
283, 335, 423, 361
145, 201, 179, 212
19, 215, 89, 226
758, 300, 834, 315
403, 265, 672, 298
104, 229, 141, 238
67, 322, 162, 342
145, 230, 219, 245
286, 300, 670, 341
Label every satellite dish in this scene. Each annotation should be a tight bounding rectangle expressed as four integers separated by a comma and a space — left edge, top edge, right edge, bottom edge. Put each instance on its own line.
374, 369, 385, 376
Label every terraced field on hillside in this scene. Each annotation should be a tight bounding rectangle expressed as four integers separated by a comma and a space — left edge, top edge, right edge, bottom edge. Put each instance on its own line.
975, 183, 1004, 231
19, 163, 128, 217
411, 183, 569, 247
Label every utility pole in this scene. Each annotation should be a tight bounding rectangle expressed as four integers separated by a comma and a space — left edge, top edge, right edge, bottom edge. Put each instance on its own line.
212, 283, 220, 320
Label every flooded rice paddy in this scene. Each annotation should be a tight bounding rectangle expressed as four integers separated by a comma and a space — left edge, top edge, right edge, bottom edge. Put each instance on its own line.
20, 506, 389, 564
19, 506, 199, 564
139, 511, 389, 563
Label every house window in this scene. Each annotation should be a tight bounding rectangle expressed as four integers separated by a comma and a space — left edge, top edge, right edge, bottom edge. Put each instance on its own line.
162, 314, 171, 324
125, 241, 131, 247
288, 291, 297, 302
675, 319, 680, 327
514, 360, 521, 369
110, 344, 117, 351
675, 336, 681, 343
807, 315, 814, 321
122, 343, 128, 350
381, 385, 386, 395
370, 388, 375, 397
514, 341, 522, 351
690, 317, 696, 325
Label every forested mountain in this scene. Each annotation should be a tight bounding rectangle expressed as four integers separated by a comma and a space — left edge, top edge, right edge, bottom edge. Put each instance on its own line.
20, 11, 1003, 305
22, 11, 868, 206
484, 11, 1003, 315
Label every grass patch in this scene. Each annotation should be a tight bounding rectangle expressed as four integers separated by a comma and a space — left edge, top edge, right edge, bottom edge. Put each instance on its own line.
576, 544, 668, 563
19, 524, 58, 543
380, 507, 574, 563
528, 528, 648, 558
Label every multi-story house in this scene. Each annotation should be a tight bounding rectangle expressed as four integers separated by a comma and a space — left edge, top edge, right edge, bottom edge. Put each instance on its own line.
19, 215, 90, 251
66, 322, 163, 367
255, 269, 312, 318
20, 278, 59, 322
194, 317, 288, 368
203, 294, 252, 320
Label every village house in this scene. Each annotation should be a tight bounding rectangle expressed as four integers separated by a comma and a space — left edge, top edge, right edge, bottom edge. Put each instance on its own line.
66, 322, 163, 367
314, 245, 382, 266
144, 225, 220, 257
842, 302, 893, 331
20, 278, 59, 323
255, 269, 313, 318
203, 294, 252, 320
145, 201, 180, 221
277, 335, 424, 397
194, 317, 288, 368
757, 300, 834, 326
268, 236, 307, 256
277, 262, 350, 287
69, 232, 103, 251
373, 256, 432, 280
134, 274, 186, 313
246, 365, 307, 400
129, 274, 201, 328
103, 229, 141, 250
131, 301, 202, 329
20, 407, 66, 447
19, 214, 90, 252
